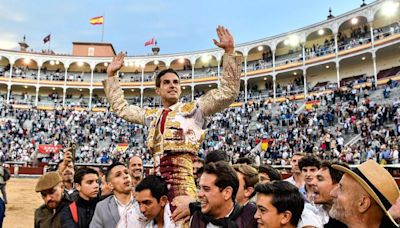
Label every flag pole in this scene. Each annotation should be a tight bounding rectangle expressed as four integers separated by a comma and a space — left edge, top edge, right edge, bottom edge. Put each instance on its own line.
48, 33, 51, 52
101, 14, 105, 42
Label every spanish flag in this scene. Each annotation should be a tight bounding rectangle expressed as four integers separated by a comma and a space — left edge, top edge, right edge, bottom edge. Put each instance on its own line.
90, 16, 104, 25
116, 143, 129, 153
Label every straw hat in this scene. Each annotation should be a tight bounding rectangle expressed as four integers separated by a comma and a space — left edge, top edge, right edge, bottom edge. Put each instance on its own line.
333, 160, 399, 226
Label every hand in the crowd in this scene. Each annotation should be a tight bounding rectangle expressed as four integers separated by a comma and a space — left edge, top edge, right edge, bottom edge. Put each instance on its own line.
58, 148, 72, 174
107, 52, 125, 77
170, 195, 196, 222
213, 26, 234, 55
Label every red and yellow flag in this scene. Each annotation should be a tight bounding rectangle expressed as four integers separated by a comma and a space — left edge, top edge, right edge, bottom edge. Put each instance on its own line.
90, 16, 104, 25
116, 143, 129, 153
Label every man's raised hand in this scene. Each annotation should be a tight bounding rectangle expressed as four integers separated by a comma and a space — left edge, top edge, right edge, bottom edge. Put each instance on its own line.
213, 26, 234, 55
58, 148, 72, 174
107, 52, 125, 77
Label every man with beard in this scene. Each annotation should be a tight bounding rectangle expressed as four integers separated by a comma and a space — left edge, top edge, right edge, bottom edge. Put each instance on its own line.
310, 161, 348, 228
61, 167, 100, 228
128, 156, 143, 189
34, 172, 71, 228
90, 162, 135, 228
329, 160, 399, 228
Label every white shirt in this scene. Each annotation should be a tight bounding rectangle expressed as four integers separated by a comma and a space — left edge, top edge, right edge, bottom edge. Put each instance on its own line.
114, 195, 134, 217
297, 203, 324, 228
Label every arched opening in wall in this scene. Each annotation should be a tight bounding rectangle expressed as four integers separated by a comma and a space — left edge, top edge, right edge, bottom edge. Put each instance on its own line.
92, 88, 108, 108
248, 76, 273, 101
234, 80, 246, 102
376, 44, 400, 81
276, 70, 304, 98
119, 60, 142, 83
0, 56, 10, 78
41, 60, 65, 81
143, 88, 160, 108
338, 53, 373, 87
0, 84, 7, 100
13, 58, 38, 80
170, 58, 192, 80
143, 60, 167, 82
68, 61, 91, 82
305, 28, 335, 60
373, 1, 400, 40
180, 85, 192, 103
10, 85, 36, 105
247, 45, 273, 71
93, 62, 109, 83
122, 88, 141, 106
337, 16, 370, 51
38, 86, 63, 107
306, 62, 337, 90
65, 88, 90, 108
193, 55, 218, 79
194, 83, 217, 100
275, 37, 302, 67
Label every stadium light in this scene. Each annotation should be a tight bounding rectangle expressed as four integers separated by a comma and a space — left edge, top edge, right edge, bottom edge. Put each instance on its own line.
264, 77, 267, 80
382, 1, 400, 16
284, 40, 289, 46
325, 65, 330, 69
257, 46, 264, 51
362, 56, 366, 61
55, 60, 60, 65
104, 62, 108, 67
50, 60, 55, 65
201, 55, 211, 63
208, 84, 212, 87
23, 58, 31, 65
154, 60, 159, 65
318, 29, 325, 36
52, 87, 55, 90
288, 35, 300, 47
24, 86, 28, 89
77, 61, 84, 67
351, 17, 358, 25
182, 86, 186, 90
131, 89, 134, 92
79, 88, 82, 92
179, 58, 185, 64
293, 72, 297, 75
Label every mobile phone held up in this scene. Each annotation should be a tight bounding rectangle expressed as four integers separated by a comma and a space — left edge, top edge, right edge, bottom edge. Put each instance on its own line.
69, 141, 76, 161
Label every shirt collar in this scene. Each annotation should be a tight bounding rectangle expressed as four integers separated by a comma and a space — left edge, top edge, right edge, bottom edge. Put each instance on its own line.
164, 102, 180, 112
114, 195, 134, 207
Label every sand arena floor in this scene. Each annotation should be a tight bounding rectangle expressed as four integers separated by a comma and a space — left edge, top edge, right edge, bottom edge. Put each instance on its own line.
3, 178, 42, 228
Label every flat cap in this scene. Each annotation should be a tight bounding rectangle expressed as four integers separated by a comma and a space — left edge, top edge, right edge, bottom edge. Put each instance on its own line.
35, 172, 62, 192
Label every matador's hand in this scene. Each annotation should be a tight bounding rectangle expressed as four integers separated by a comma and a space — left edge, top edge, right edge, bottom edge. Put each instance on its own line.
107, 52, 125, 77
213, 25, 234, 55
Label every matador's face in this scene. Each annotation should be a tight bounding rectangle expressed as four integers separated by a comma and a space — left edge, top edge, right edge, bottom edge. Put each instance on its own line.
156, 73, 181, 105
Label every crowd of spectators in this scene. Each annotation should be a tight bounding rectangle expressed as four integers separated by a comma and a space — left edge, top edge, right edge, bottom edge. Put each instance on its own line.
0, 83, 399, 170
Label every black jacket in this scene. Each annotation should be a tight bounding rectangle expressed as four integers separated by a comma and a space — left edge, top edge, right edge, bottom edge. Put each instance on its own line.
60, 196, 99, 228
